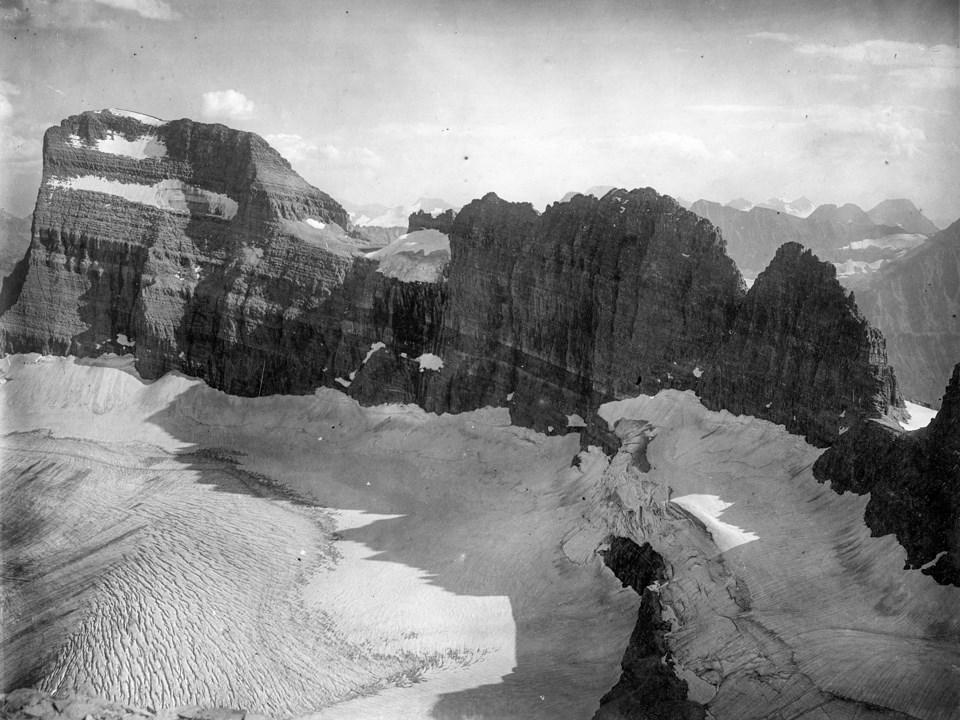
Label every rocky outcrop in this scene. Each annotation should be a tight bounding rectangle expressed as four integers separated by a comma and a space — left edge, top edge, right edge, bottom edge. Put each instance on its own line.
407, 208, 455, 233
814, 363, 960, 586
428, 189, 744, 442
690, 199, 904, 274
595, 538, 704, 720
841, 219, 960, 408
699, 242, 903, 447
867, 198, 939, 236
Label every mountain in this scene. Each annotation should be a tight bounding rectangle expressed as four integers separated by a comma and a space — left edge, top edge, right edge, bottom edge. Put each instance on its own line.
2, 109, 949, 720
725, 196, 754, 211
755, 196, 815, 218
815, 363, 960, 585
841, 218, 960, 407
360, 197, 457, 228
0, 210, 31, 279
337, 199, 390, 227
866, 198, 940, 236
690, 199, 905, 274
560, 185, 617, 203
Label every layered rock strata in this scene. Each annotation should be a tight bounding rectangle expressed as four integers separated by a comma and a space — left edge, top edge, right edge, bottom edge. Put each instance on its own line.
699, 242, 903, 447
814, 363, 960, 586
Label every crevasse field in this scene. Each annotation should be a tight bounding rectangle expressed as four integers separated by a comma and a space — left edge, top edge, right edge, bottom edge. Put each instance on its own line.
2, 354, 957, 720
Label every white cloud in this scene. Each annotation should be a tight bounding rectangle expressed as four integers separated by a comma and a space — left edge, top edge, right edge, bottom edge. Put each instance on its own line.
0, 80, 20, 121
89, 0, 180, 21
748, 32, 801, 44
200, 90, 255, 121
264, 133, 383, 169
622, 131, 736, 162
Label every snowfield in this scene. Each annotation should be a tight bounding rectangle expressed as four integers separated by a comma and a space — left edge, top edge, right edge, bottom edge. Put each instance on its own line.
46, 176, 239, 219
2, 356, 956, 719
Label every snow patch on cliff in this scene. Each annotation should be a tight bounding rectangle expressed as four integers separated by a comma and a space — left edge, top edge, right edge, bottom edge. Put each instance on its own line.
900, 401, 937, 431
95, 132, 167, 160
47, 176, 238, 220
107, 108, 166, 126
305, 218, 326, 230
415, 353, 444, 372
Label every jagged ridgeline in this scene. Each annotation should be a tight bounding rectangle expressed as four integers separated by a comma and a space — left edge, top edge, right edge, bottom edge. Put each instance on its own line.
0, 109, 904, 452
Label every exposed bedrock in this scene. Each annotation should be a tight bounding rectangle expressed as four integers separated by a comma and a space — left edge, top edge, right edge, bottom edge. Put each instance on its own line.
699, 241, 903, 447
595, 538, 704, 720
814, 363, 960, 586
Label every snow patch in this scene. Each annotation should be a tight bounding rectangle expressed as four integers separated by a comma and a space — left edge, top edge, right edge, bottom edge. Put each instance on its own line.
305, 218, 326, 230
47, 176, 238, 219
335, 377, 352, 388
116, 333, 135, 347
671, 494, 760, 552
566, 413, 586, 428
363, 342, 386, 364
899, 401, 937, 431
107, 108, 166, 126
692, 367, 703, 378
415, 353, 444, 372
95, 131, 167, 160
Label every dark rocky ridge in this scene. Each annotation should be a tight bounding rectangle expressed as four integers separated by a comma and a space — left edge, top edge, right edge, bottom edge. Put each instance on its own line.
595, 538, 704, 720
700, 242, 903, 447
407, 208, 456, 233
814, 363, 960, 586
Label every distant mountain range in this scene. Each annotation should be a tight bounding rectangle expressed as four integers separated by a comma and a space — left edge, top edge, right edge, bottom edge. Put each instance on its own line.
724, 196, 816, 218
691, 197, 940, 276
341, 197, 458, 228
841, 218, 960, 408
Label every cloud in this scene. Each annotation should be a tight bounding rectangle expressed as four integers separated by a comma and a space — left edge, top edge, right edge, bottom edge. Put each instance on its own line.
200, 90, 255, 121
748, 32, 801, 44
89, 0, 180, 21
0, 80, 20, 121
1, 0, 180, 28
265, 133, 383, 170
621, 131, 736, 162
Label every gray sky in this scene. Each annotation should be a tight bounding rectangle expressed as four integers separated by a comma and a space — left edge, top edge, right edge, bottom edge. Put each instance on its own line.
2, 0, 958, 225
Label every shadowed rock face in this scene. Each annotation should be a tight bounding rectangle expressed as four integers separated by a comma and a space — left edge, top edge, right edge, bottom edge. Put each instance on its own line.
814, 363, 960, 586
699, 242, 903, 447
408, 208, 456, 234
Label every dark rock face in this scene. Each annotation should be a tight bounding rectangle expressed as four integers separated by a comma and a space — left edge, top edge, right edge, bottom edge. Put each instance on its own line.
814, 364, 960, 586
690, 199, 903, 274
595, 538, 704, 720
407, 208, 455, 233
431, 190, 744, 441
841, 219, 960, 408
700, 242, 903, 447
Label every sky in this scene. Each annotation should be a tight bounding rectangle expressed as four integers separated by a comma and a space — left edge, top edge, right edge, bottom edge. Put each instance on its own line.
1, 0, 958, 226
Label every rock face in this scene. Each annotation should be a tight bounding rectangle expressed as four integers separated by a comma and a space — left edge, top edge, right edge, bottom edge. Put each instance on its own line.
690, 199, 903, 275
867, 198, 940, 236
1, 111, 904, 452
841, 219, 960, 407
429, 190, 744, 442
407, 208, 455, 233
699, 242, 903, 447
0, 109, 374, 395
814, 364, 960, 586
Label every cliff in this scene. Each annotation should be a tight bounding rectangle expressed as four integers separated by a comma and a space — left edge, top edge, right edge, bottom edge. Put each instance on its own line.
428, 189, 744, 443
1, 112, 904, 452
841, 219, 960, 408
0, 109, 372, 395
699, 242, 903, 447
814, 363, 960, 586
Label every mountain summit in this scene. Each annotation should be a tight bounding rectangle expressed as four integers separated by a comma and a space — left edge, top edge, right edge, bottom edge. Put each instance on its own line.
866, 198, 940, 235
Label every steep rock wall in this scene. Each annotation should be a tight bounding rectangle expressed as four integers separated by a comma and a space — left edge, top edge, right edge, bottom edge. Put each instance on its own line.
814, 363, 960, 586
699, 242, 903, 447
